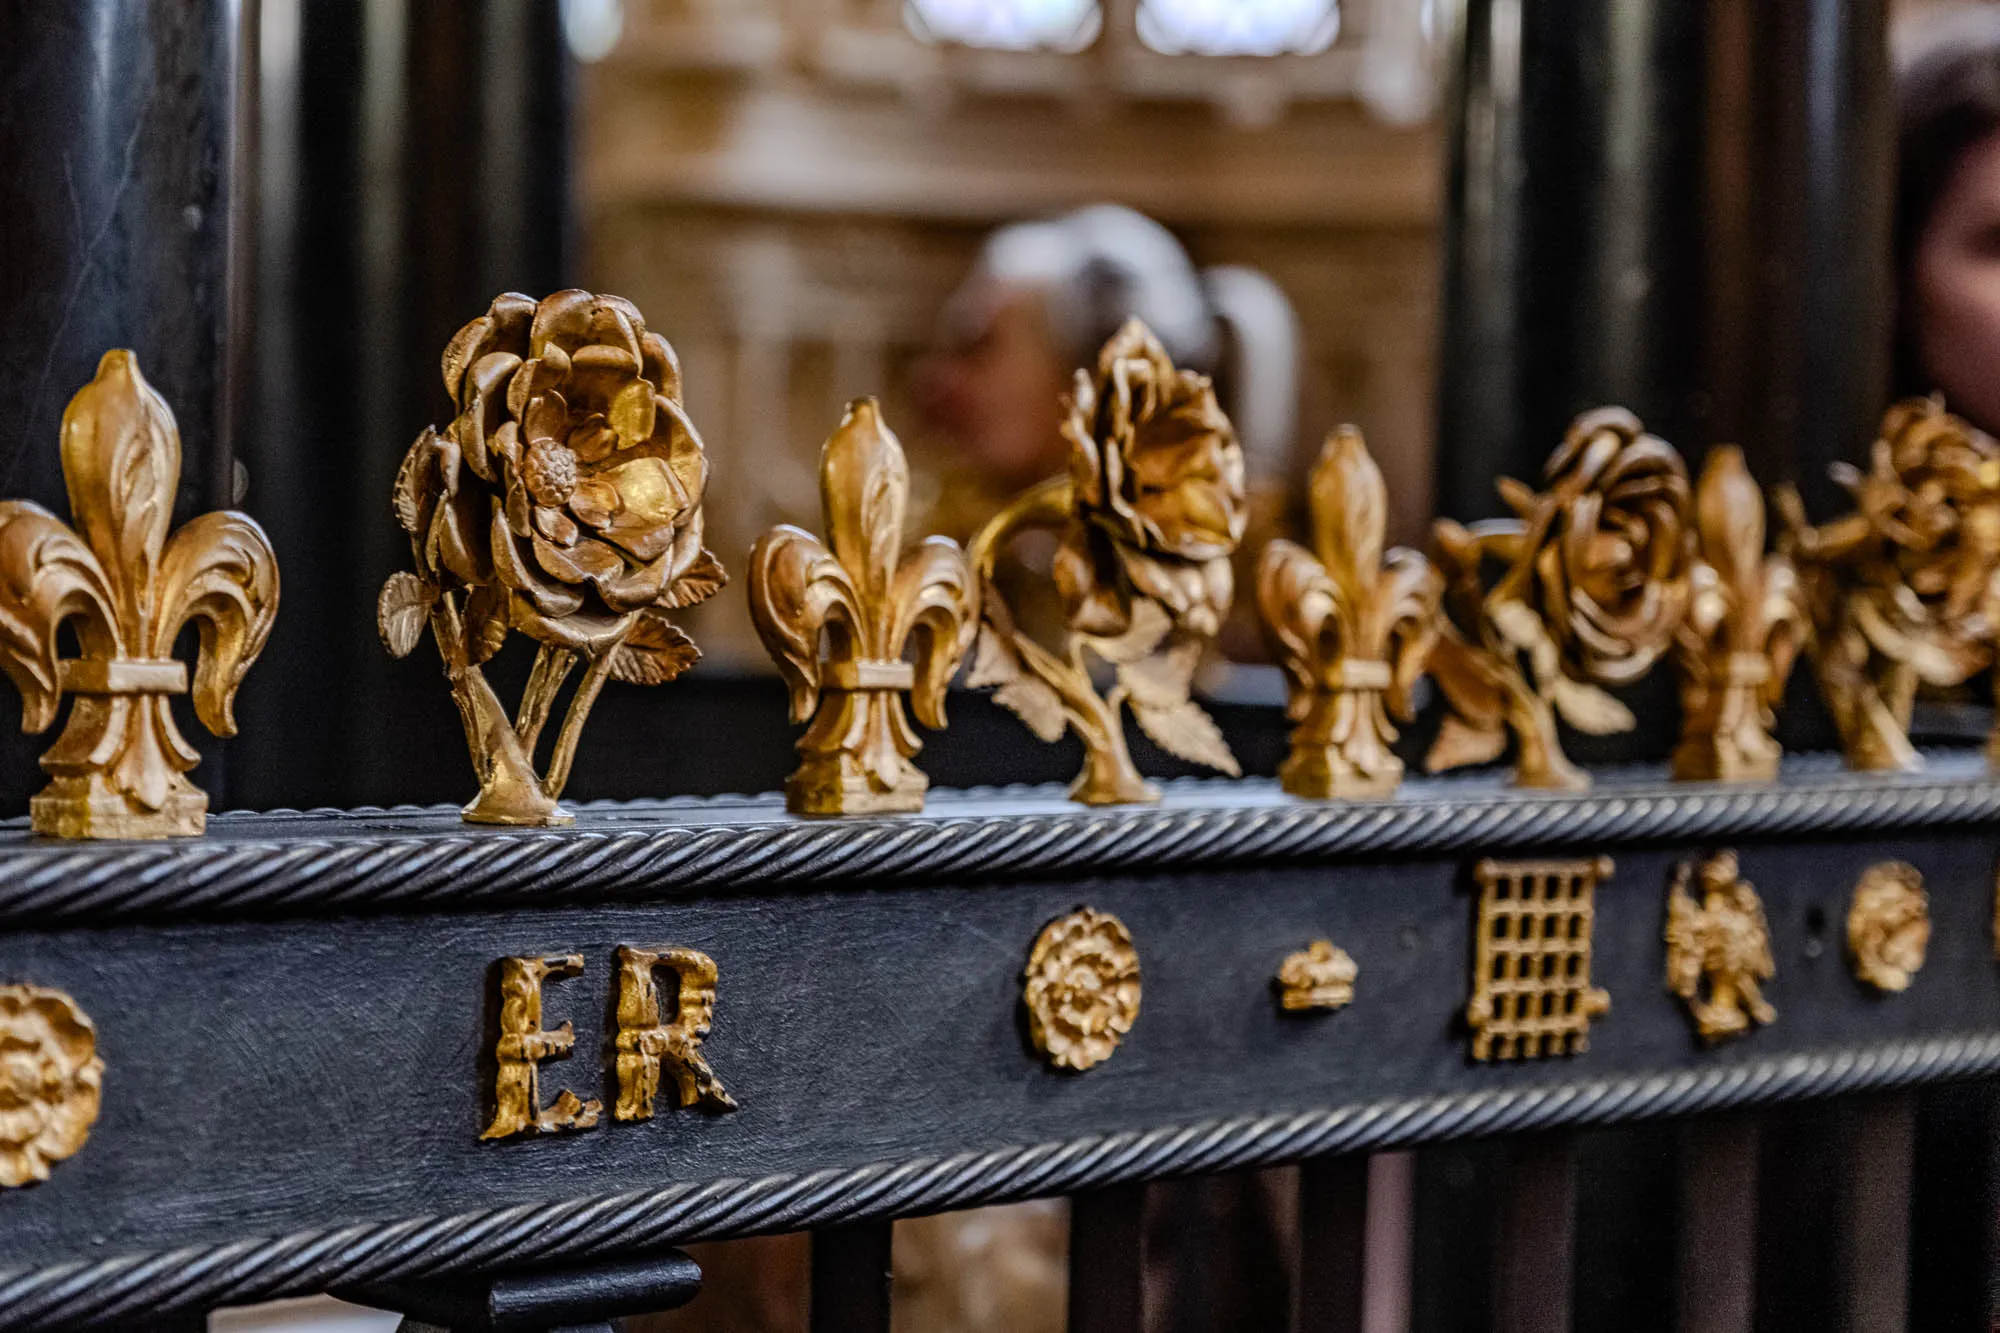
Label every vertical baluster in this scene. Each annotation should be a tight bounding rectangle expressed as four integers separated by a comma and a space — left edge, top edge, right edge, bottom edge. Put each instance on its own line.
811, 1220, 893, 1333
1070, 1184, 1147, 1333
1910, 1081, 2000, 1329
1295, 1156, 1368, 1333
1362, 1152, 1416, 1333
1835, 1093, 1914, 1333
1492, 1135, 1576, 1333
1675, 1115, 1759, 1333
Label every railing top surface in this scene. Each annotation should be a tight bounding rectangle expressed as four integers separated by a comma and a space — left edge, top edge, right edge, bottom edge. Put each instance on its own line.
3, 750, 1997, 926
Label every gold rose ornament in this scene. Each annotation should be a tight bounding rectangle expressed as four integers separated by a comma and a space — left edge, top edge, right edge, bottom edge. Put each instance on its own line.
0, 984, 103, 1188
379, 291, 724, 825
1847, 861, 1929, 993
1023, 907, 1141, 1071
749, 399, 977, 815
969, 321, 1245, 805
1258, 427, 1440, 799
1427, 407, 1692, 789
1777, 398, 2000, 772
0, 351, 279, 838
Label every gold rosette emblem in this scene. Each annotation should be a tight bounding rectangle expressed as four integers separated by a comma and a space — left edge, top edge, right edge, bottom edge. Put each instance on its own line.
0, 985, 103, 1188
1023, 908, 1142, 1071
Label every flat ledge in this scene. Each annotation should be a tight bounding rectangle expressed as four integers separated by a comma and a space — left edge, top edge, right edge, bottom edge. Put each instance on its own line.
3, 751, 1999, 924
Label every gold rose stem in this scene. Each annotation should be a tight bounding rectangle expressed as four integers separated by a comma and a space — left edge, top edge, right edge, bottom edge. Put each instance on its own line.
971, 479, 1157, 805
515, 645, 578, 755
540, 648, 617, 801
431, 594, 565, 825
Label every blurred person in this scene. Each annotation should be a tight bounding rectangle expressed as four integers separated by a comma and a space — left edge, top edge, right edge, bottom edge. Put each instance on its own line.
918, 205, 1304, 661
1897, 6, 2000, 434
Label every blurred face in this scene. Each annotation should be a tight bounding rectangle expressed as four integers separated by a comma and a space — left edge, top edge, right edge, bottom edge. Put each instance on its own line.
1914, 127, 2000, 434
916, 288, 1072, 490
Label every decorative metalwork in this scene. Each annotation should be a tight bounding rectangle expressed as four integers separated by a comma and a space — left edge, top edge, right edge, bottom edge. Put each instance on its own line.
749, 399, 977, 815
1664, 851, 1775, 1042
0, 351, 279, 838
1258, 427, 1440, 799
1777, 397, 2000, 772
0, 984, 102, 1188
1466, 857, 1613, 1060
1672, 448, 1805, 782
613, 945, 736, 1120
1848, 861, 1930, 994
379, 291, 723, 826
1427, 408, 1691, 790
1275, 939, 1357, 1012
1023, 907, 1141, 1070
481, 953, 601, 1140
968, 320, 1245, 805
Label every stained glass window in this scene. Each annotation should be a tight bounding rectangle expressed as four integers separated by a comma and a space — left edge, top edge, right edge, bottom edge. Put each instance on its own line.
903, 0, 1103, 52
1135, 0, 1340, 57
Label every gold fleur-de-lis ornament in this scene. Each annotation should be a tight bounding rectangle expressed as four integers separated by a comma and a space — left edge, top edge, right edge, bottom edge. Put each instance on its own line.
1258, 427, 1440, 799
0, 352, 279, 838
1672, 448, 1805, 782
749, 398, 978, 815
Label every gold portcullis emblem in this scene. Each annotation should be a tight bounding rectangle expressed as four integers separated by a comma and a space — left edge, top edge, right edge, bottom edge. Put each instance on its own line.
1466, 858, 1613, 1060
1258, 428, 1441, 800
1275, 940, 1358, 1012
749, 399, 977, 815
0, 351, 279, 838
0, 984, 103, 1187
968, 320, 1245, 805
1664, 851, 1776, 1042
379, 291, 724, 826
1847, 861, 1930, 993
1023, 908, 1141, 1071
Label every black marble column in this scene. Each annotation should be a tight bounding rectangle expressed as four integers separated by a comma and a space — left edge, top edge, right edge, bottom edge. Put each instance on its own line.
0, 0, 247, 812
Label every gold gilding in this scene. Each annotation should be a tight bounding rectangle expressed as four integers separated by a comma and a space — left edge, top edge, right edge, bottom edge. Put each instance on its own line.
0, 984, 103, 1187
1847, 861, 1930, 994
613, 945, 737, 1120
482, 953, 601, 1140
1023, 907, 1141, 1071
1275, 940, 1358, 1012
1466, 857, 1613, 1060
1664, 851, 1776, 1042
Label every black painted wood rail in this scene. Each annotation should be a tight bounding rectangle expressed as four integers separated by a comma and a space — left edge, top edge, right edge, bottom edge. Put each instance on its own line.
1, 755, 1997, 1329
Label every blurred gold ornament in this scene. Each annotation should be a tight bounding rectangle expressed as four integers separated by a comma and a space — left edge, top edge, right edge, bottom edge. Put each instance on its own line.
1023, 907, 1141, 1071
968, 320, 1244, 805
0, 984, 103, 1187
1664, 851, 1775, 1043
1275, 939, 1358, 1012
380, 291, 723, 826
1777, 398, 2000, 772
1466, 857, 1613, 1060
1427, 408, 1692, 790
1847, 861, 1929, 994
1258, 427, 1440, 799
749, 399, 977, 815
0, 351, 279, 838
1672, 448, 1805, 782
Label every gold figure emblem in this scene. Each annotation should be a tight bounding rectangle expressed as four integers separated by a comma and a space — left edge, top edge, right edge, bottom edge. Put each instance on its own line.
0, 351, 279, 838
1664, 851, 1776, 1042
968, 321, 1244, 805
1258, 428, 1441, 799
1427, 409, 1691, 790
1847, 861, 1930, 993
0, 984, 103, 1187
482, 953, 602, 1140
613, 945, 736, 1120
1275, 939, 1358, 1012
1023, 907, 1141, 1071
749, 400, 977, 815
1777, 398, 2000, 772
380, 291, 724, 826
1466, 857, 1613, 1060
1672, 449, 1806, 782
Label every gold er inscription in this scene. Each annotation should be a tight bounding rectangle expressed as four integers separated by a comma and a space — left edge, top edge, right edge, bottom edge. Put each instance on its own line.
1664, 851, 1776, 1043
0, 984, 103, 1188
482, 954, 601, 1140
613, 945, 737, 1120
1466, 858, 1613, 1060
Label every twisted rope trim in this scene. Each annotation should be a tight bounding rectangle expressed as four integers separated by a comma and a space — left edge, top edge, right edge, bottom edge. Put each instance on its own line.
3, 759, 2000, 924
5, 1033, 1998, 1327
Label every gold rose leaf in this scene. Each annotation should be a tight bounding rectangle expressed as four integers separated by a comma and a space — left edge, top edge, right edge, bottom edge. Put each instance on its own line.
609, 612, 701, 685
377, 571, 437, 660
1550, 676, 1634, 735
1121, 638, 1239, 775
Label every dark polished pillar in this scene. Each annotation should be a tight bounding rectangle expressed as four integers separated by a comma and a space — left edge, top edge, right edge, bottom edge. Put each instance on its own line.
1437, 0, 1892, 515
0, 1, 247, 812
